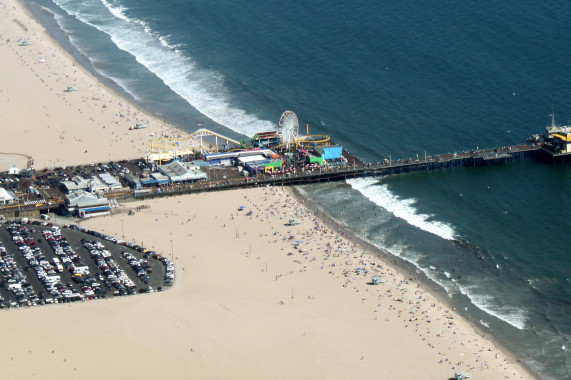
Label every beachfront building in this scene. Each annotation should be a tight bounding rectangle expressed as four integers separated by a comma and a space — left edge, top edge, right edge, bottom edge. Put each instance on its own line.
158, 161, 207, 182
98, 172, 122, 191
190, 160, 208, 167
140, 172, 170, 187
313, 145, 343, 161
204, 148, 276, 167
64, 189, 110, 218
124, 173, 142, 190
61, 176, 89, 193
238, 155, 272, 176
88, 176, 109, 194
0, 187, 17, 205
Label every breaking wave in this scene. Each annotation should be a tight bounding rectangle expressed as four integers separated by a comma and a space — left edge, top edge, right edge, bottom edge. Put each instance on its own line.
51, 0, 275, 136
347, 177, 457, 240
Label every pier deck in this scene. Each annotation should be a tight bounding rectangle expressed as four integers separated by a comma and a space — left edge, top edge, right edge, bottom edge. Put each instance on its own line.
0, 144, 551, 217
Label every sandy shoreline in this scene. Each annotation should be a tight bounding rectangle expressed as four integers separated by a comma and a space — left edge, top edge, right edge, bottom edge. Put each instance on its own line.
0, 188, 535, 379
0, 0, 187, 170
0, 0, 537, 378
290, 186, 539, 377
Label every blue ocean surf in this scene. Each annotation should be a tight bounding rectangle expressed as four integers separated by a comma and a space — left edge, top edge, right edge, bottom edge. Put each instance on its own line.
26, 0, 571, 377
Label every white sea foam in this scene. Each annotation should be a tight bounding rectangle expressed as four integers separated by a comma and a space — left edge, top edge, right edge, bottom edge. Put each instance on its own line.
382, 244, 459, 297
422, 265, 457, 295
311, 184, 518, 325
361, 198, 526, 324
48, 7, 142, 102
347, 177, 457, 240
457, 283, 526, 330
51, 0, 275, 136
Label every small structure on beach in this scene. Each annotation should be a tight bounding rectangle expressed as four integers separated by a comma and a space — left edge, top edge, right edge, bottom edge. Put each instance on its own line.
65, 86, 79, 92
371, 276, 386, 285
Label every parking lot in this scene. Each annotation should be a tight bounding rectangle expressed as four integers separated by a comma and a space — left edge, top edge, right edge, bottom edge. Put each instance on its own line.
0, 220, 174, 309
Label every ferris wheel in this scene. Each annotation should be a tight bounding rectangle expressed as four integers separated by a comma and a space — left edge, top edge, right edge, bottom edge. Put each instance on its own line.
278, 111, 299, 145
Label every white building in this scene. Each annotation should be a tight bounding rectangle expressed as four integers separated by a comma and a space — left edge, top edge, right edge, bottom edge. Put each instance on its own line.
65, 190, 110, 218
61, 176, 89, 193
88, 176, 109, 194
0, 187, 17, 205
158, 161, 207, 182
98, 172, 122, 191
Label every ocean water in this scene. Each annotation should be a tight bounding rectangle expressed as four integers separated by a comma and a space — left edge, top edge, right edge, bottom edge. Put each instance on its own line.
25, 0, 571, 377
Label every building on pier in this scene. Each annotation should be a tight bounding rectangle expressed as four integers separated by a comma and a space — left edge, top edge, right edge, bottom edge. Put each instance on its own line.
0, 187, 17, 205
549, 132, 571, 153
61, 176, 89, 193
313, 145, 343, 160
530, 114, 571, 154
252, 131, 280, 148
158, 161, 207, 182
64, 190, 110, 218
123, 173, 142, 190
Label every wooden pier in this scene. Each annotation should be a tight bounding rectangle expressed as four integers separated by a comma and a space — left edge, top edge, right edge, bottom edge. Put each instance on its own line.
0, 143, 559, 217
108, 144, 546, 198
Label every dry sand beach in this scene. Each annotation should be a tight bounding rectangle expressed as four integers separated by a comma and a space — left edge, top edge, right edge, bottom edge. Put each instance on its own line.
0, 0, 183, 171
0, 188, 534, 379
0, 0, 535, 379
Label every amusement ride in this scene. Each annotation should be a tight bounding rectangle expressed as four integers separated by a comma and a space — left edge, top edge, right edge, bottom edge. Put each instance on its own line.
145, 111, 331, 162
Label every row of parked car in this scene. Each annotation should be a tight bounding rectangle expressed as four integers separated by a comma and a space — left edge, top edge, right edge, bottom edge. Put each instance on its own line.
67, 224, 174, 287
161, 255, 175, 287
41, 227, 104, 300
122, 251, 152, 284
6, 223, 83, 306
0, 219, 175, 309
82, 240, 136, 296
0, 230, 35, 308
